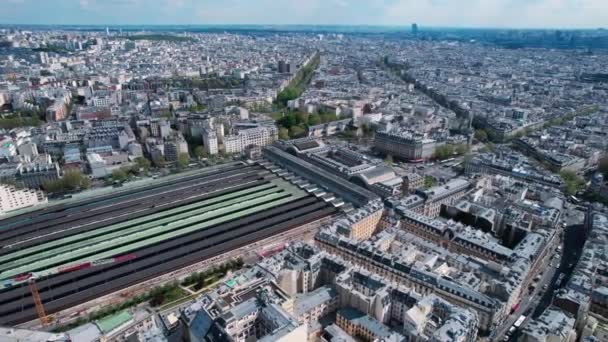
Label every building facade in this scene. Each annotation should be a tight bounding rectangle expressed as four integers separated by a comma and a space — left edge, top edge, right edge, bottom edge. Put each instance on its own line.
0, 184, 46, 215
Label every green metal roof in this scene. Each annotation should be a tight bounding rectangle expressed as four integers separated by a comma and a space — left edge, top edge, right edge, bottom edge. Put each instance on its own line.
0, 182, 279, 267
0, 178, 306, 281
96, 310, 133, 334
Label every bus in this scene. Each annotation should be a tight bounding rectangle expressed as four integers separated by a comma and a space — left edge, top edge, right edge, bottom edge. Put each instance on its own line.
504, 315, 527, 341
514, 315, 526, 329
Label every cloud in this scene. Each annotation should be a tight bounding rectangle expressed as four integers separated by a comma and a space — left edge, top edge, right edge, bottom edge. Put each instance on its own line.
383, 0, 608, 28
0, 0, 606, 28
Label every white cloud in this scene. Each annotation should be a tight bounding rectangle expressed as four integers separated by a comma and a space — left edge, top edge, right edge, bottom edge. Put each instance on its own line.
3, 0, 607, 28
382, 0, 608, 28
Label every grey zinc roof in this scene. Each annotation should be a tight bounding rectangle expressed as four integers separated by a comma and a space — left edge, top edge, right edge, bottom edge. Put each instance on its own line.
338, 308, 404, 341
294, 286, 336, 316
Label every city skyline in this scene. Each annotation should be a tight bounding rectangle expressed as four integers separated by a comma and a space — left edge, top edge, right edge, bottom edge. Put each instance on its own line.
0, 1, 607, 339
0, 0, 606, 29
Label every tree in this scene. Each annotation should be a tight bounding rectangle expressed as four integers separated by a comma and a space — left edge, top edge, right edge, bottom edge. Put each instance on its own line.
479, 142, 497, 154
177, 153, 190, 169
276, 87, 298, 107
295, 112, 309, 125
455, 144, 469, 155
134, 157, 151, 173
62, 170, 90, 190
308, 113, 321, 126
320, 112, 338, 123
195, 277, 207, 291
194, 146, 207, 159
279, 112, 297, 128
44, 170, 90, 193
42, 179, 62, 193
560, 170, 586, 195
278, 127, 289, 140
473, 129, 488, 142
289, 125, 306, 138
486, 130, 497, 142
434, 144, 455, 160
424, 176, 437, 189
154, 156, 166, 168
112, 168, 128, 182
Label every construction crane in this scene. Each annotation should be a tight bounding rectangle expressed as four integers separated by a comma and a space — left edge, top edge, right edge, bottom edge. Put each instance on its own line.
2, 254, 137, 326
29, 279, 51, 326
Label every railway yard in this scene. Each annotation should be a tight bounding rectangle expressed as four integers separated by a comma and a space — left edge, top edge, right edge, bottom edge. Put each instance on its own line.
0, 162, 338, 325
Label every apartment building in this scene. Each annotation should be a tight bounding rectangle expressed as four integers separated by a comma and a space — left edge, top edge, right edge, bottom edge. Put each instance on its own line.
374, 131, 437, 161
0, 184, 46, 214
224, 126, 277, 154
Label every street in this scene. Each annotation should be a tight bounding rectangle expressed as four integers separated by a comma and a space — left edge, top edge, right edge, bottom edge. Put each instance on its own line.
492, 246, 560, 341
532, 208, 589, 319
496, 206, 590, 341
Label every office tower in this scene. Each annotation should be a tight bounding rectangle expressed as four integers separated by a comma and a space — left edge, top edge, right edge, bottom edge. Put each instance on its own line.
278, 60, 287, 73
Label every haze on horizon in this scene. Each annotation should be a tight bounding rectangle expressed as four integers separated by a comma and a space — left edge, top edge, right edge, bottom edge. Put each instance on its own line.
0, 0, 606, 29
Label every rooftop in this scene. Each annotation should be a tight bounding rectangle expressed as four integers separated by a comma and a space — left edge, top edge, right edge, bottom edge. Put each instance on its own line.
95, 310, 133, 334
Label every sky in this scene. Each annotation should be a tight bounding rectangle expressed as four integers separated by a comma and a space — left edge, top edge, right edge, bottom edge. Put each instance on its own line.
0, 0, 606, 29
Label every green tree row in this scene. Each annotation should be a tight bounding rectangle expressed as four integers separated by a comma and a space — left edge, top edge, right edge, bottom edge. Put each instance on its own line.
162, 77, 243, 90
52, 281, 186, 332
149, 281, 188, 307
276, 110, 338, 139
0, 109, 45, 129
275, 53, 320, 107
109, 157, 152, 183
181, 258, 244, 291
43, 170, 91, 193
433, 144, 469, 160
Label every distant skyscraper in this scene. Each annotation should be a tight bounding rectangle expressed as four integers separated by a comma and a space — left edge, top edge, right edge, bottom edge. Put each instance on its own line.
278, 60, 289, 73
106, 27, 110, 36
411, 23, 418, 35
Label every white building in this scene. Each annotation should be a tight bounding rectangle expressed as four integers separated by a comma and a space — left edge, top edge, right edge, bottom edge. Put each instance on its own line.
127, 143, 143, 158
92, 96, 111, 107
0, 137, 17, 160
202, 129, 219, 155
150, 119, 171, 139
87, 153, 108, 178
224, 126, 277, 154
239, 107, 249, 120
0, 184, 47, 215
17, 142, 39, 162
